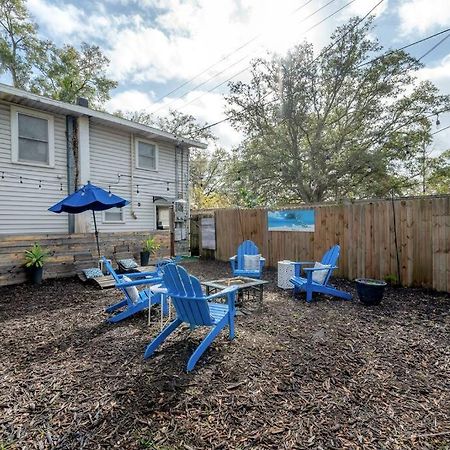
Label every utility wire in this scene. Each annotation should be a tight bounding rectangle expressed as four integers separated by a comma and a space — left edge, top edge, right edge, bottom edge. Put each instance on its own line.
149, 0, 317, 111
417, 30, 450, 60
178, 0, 358, 113
432, 123, 450, 135
154, 0, 344, 115
197, 25, 450, 132
358, 27, 450, 67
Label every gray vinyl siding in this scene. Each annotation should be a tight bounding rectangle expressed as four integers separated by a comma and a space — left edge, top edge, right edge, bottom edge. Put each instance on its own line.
89, 122, 189, 233
0, 101, 68, 234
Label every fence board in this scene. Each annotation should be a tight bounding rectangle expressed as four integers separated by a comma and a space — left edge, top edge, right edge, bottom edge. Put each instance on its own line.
194, 195, 450, 292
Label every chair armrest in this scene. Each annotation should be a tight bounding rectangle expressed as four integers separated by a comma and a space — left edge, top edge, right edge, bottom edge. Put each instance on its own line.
292, 261, 314, 277
260, 257, 266, 262
122, 271, 159, 279
117, 277, 163, 288
303, 266, 337, 272
229, 255, 237, 261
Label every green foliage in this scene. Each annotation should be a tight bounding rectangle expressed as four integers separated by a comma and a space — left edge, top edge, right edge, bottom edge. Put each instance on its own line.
0, 0, 116, 106
24, 242, 48, 268
143, 236, 160, 255
427, 149, 450, 194
384, 274, 399, 285
31, 42, 117, 107
0, 0, 39, 88
226, 17, 450, 204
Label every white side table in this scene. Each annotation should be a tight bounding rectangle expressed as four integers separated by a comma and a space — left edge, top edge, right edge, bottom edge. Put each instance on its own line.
278, 260, 295, 289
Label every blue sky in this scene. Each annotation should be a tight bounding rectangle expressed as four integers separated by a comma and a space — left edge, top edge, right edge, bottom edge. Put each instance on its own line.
19, 0, 450, 153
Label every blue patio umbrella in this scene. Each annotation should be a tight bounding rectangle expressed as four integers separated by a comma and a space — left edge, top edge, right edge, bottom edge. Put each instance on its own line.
49, 181, 129, 258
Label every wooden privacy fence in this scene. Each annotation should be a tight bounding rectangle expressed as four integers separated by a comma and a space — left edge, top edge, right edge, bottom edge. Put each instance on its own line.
195, 195, 450, 292
0, 231, 170, 286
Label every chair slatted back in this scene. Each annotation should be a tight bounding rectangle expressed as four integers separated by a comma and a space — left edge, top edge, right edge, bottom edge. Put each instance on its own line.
237, 240, 260, 270
163, 264, 213, 327
320, 245, 340, 285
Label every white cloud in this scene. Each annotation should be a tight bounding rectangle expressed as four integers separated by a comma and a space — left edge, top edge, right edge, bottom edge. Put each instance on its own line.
418, 54, 450, 92
27, 0, 83, 35
27, 0, 332, 85
398, 0, 450, 35
27, 0, 131, 44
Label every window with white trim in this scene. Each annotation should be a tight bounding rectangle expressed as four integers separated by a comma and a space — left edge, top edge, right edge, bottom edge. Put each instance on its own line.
136, 139, 158, 171
103, 208, 124, 223
11, 106, 55, 167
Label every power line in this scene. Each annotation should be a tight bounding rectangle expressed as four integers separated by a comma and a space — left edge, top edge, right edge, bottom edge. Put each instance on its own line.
197, 25, 450, 133
432, 123, 450, 135
149, 0, 317, 111
417, 30, 450, 61
358, 27, 450, 67
177, 0, 359, 113
154, 0, 345, 115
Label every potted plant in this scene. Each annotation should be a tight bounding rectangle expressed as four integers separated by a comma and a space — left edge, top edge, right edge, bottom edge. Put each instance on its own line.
355, 278, 387, 305
140, 236, 161, 266
24, 243, 49, 285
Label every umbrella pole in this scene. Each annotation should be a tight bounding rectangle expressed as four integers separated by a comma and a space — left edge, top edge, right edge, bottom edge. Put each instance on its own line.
92, 210, 101, 259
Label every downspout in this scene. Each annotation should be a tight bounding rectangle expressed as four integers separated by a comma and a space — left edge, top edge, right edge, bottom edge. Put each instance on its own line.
66, 115, 76, 233
130, 133, 137, 219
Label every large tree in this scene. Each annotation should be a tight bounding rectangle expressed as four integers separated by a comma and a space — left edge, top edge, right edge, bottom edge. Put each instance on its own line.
0, 0, 39, 88
0, 0, 116, 106
30, 43, 117, 107
226, 18, 450, 204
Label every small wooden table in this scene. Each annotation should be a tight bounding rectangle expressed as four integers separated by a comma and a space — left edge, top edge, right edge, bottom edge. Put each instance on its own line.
201, 276, 269, 313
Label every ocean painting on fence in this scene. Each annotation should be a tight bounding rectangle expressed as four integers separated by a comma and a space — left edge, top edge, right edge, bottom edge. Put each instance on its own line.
267, 209, 315, 232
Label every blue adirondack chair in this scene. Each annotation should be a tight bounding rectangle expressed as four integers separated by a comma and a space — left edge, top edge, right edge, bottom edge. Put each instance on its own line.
229, 240, 265, 278
290, 245, 352, 303
144, 264, 238, 372
103, 257, 165, 323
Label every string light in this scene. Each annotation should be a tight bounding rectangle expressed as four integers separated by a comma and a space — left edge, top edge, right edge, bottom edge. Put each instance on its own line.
0, 171, 188, 196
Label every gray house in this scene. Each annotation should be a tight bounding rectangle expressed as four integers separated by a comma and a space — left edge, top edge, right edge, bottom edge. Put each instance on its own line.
0, 83, 206, 255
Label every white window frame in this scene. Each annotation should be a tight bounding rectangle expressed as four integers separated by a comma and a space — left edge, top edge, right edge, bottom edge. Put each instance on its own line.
103, 208, 125, 224
135, 138, 159, 172
10, 105, 55, 168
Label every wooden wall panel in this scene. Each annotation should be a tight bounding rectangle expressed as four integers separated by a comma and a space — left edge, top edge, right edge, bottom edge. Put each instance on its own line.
0, 230, 170, 286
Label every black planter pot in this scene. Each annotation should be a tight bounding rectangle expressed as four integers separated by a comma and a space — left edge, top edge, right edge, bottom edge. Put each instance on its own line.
27, 266, 44, 285
355, 278, 387, 305
140, 251, 150, 266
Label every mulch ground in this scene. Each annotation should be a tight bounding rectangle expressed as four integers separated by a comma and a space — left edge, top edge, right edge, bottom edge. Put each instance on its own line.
0, 260, 449, 450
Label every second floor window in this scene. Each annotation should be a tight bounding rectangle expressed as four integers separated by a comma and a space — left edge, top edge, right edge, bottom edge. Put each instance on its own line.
136, 139, 158, 171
